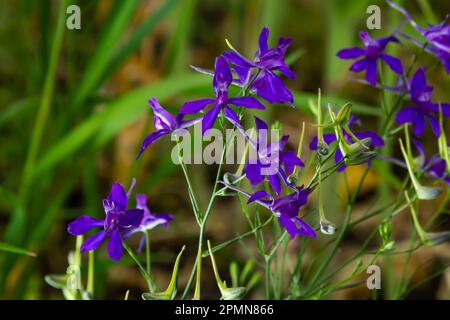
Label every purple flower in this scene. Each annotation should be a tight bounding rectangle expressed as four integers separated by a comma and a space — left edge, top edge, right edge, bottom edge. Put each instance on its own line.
123, 194, 174, 252
180, 56, 265, 134
413, 139, 450, 185
247, 188, 316, 239
222, 26, 295, 104
67, 182, 143, 261
395, 68, 450, 137
137, 98, 201, 158
387, 0, 450, 73
310, 115, 384, 172
337, 31, 403, 86
245, 117, 303, 196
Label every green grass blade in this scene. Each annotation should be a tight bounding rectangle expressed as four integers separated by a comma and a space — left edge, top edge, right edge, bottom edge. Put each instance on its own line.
0, 242, 36, 257
73, 0, 140, 107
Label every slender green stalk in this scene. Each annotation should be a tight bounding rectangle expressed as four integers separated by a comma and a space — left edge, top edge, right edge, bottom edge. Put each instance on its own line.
20, 0, 67, 199
145, 230, 151, 275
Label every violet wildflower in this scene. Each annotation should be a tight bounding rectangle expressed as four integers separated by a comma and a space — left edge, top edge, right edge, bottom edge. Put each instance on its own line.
337, 31, 403, 86
180, 56, 265, 134
223, 26, 295, 104
310, 114, 384, 171
245, 117, 303, 196
247, 188, 316, 239
387, 0, 450, 73
137, 97, 201, 158
222, 182, 316, 239
123, 194, 175, 251
396, 68, 450, 137
413, 139, 450, 185
67, 182, 143, 261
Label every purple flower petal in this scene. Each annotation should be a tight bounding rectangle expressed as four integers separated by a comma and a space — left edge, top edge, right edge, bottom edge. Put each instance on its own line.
365, 59, 378, 86
67, 215, 104, 236
278, 66, 296, 79
427, 114, 441, 137
412, 114, 427, 136
349, 59, 367, 72
108, 182, 128, 211
137, 129, 171, 159
410, 68, 427, 100
258, 26, 270, 54
213, 56, 232, 97
396, 107, 418, 124
222, 51, 254, 69
121, 209, 143, 228
223, 106, 242, 129
201, 105, 221, 135
228, 97, 266, 110
245, 163, 264, 186
107, 230, 123, 261
180, 98, 216, 114
268, 174, 282, 196
148, 97, 177, 131
292, 217, 317, 238
278, 215, 298, 239
282, 150, 304, 175
80, 230, 107, 252
337, 47, 366, 59
381, 54, 403, 74
252, 69, 293, 104
248, 190, 272, 204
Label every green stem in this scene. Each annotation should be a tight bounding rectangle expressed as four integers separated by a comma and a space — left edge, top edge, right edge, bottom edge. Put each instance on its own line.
145, 230, 151, 275
20, 0, 67, 197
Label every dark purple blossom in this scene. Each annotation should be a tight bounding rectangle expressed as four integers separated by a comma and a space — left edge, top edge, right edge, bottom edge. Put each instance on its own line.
310, 115, 384, 172
180, 56, 265, 134
247, 188, 316, 239
396, 68, 450, 137
245, 117, 303, 196
413, 139, 450, 185
387, 0, 450, 73
123, 194, 174, 252
137, 98, 201, 158
337, 31, 403, 86
222, 26, 295, 104
67, 182, 143, 261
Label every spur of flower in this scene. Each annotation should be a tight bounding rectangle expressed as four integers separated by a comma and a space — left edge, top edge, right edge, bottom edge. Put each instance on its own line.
395, 67, 450, 137
123, 194, 175, 252
310, 113, 384, 172
245, 117, 303, 196
137, 97, 202, 158
337, 31, 403, 86
67, 182, 143, 261
180, 55, 265, 135
223, 26, 295, 104
387, 0, 450, 73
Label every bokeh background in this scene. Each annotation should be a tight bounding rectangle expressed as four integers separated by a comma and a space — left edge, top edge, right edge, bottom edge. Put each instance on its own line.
0, 0, 449, 299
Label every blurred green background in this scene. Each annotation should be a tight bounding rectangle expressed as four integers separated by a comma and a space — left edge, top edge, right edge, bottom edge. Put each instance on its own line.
0, 0, 449, 299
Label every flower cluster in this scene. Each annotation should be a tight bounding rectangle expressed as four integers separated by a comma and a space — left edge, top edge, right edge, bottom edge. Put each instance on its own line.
135, 26, 315, 240
337, 1, 449, 187
337, 2, 449, 139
